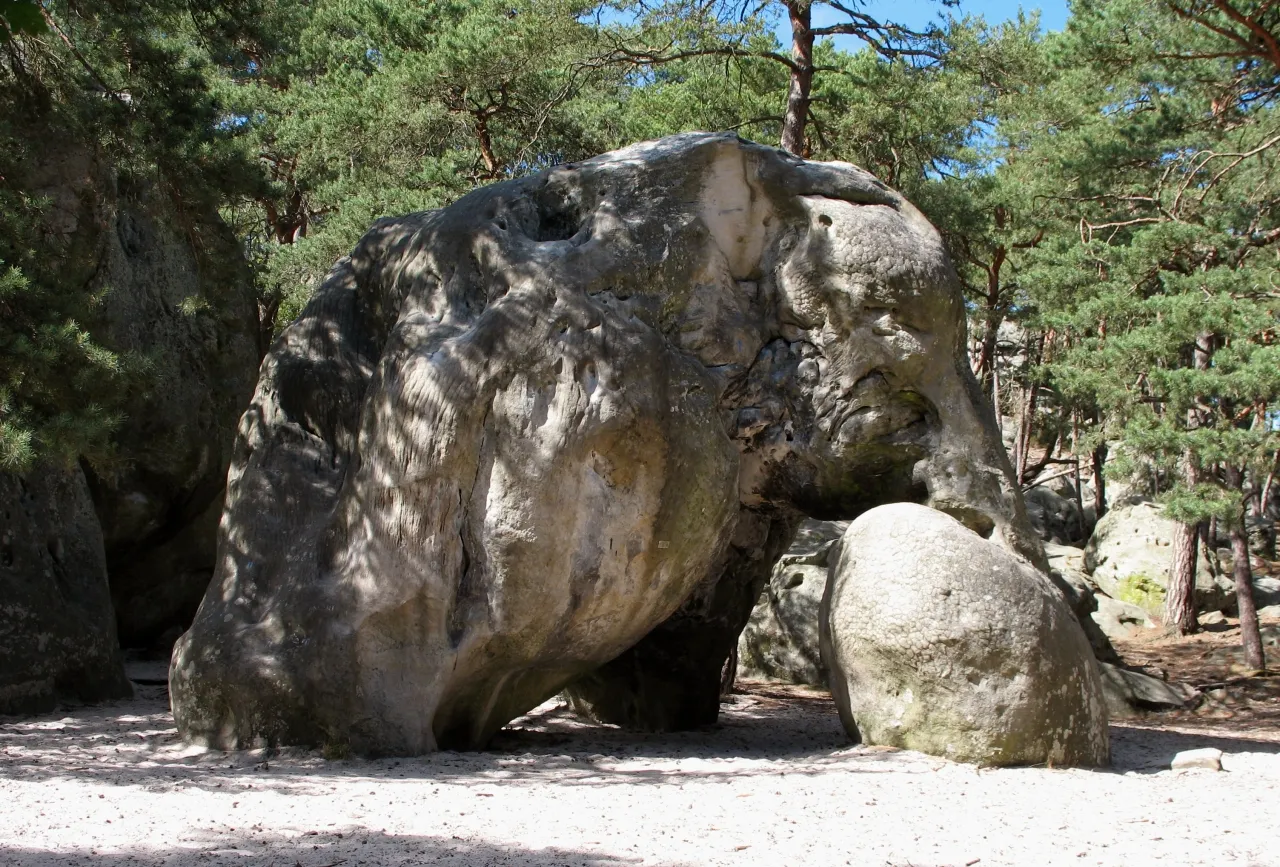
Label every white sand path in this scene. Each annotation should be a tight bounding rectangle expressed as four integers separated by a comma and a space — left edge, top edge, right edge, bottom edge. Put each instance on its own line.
1, 681, 1277, 867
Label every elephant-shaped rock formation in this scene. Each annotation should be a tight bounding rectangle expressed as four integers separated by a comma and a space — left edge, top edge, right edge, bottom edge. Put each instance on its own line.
172, 133, 1053, 755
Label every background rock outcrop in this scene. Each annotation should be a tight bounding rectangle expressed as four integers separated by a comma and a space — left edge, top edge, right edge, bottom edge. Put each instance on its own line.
172, 133, 1047, 753
822, 503, 1110, 766
0, 467, 131, 714
15, 139, 261, 651
736, 518, 847, 686
1084, 501, 1229, 617
1024, 484, 1092, 547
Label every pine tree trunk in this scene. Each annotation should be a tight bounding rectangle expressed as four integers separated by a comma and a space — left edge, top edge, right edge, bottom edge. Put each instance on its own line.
1166, 332, 1214, 634
1232, 524, 1266, 670
1016, 380, 1039, 486
1226, 465, 1266, 671
1167, 517, 1201, 634
1091, 441, 1108, 521
780, 1, 813, 156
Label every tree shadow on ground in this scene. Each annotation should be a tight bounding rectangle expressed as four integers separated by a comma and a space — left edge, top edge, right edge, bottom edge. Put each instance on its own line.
0, 828, 665, 867
8, 681, 1277, 794
0, 682, 921, 797
1109, 722, 1280, 774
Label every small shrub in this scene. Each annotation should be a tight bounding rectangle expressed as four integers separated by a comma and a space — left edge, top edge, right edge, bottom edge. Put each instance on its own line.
1116, 573, 1165, 612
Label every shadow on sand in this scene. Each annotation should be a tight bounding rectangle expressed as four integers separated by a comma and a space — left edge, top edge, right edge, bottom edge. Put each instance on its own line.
4, 679, 1278, 800
0, 829, 665, 867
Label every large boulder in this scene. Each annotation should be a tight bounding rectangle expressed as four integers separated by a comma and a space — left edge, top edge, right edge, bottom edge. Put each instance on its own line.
0, 467, 131, 714
1084, 501, 1230, 618
736, 519, 847, 685
738, 527, 1121, 689
15, 138, 261, 649
172, 133, 1044, 754
822, 503, 1110, 766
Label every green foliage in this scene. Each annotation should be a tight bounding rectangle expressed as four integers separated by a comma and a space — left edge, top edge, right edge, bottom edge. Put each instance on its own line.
0, 0, 45, 40
216, 0, 634, 327
2, 0, 1277, 503
0, 1, 260, 471
1114, 572, 1166, 612
0, 132, 145, 472
1012, 0, 1280, 523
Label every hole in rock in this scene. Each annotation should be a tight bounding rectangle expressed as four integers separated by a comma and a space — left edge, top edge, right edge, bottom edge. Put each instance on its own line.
536, 207, 584, 242
533, 190, 586, 242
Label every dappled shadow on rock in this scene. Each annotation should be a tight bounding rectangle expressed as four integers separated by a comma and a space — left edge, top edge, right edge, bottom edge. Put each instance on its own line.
0, 829, 661, 867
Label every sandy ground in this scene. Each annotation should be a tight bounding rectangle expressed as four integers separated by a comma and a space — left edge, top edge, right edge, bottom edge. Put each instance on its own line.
2, 675, 1278, 867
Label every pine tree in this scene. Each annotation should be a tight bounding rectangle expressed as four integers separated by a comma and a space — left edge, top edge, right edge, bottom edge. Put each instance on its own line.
0, 0, 259, 471
1019, 0, 1280, 665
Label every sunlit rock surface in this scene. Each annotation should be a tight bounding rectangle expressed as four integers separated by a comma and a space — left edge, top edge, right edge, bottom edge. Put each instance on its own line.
172, 133, 1046, 754
823, 503, 1110, 767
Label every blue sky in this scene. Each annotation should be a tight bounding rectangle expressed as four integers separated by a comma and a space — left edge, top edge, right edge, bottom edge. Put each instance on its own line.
815, 0, 1070, 36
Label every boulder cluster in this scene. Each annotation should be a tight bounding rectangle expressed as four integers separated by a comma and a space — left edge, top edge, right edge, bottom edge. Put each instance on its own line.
6, 133, 1113, 767
169, 133, 1105, 764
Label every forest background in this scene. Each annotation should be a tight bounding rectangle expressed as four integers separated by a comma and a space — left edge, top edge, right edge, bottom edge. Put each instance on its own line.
2, 0, 1279, 664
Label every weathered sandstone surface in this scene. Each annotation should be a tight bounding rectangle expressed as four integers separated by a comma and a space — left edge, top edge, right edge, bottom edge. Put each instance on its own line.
823, 504, 1110, 766
0, 466, 130, 714
173, 133, 1051, 755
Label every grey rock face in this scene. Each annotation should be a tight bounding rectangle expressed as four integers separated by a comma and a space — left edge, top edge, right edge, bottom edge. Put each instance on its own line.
1024, 485, 1089, 546
0, 467, 131, 714
15, 141, 261, 649
736, 518, 848, 686
1084, 502, 1230, 617
822, 503, 1110, 766
1243, 576, 1280, 611
1045, 564, 1120, 664
737, 527, 1120, 691
1044, 543, 1087, 575
1045, 542, 1159, 644
1097, 663, 1189, 718
84, 186, 261, 649
172, 133, 1043, 753
1092, 595, 1158, 641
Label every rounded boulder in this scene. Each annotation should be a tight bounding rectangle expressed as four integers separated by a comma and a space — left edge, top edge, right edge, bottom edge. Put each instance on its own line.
821, 503, 1109, 766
